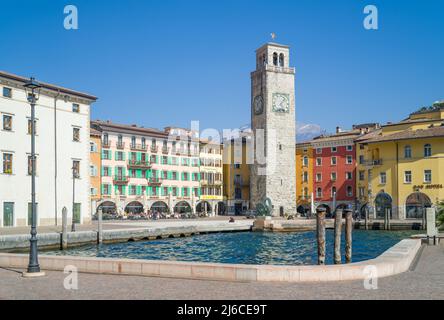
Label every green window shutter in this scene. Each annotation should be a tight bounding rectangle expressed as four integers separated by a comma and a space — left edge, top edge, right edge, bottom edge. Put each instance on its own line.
101, 184, 105, 195
114, 167, 117, 177
115, 151, 118, 159
136, 185, 141, 195
101, 166, 104, 176
122, 152, 126, 161
137, 152, 141, 161
122, 186, 126, 195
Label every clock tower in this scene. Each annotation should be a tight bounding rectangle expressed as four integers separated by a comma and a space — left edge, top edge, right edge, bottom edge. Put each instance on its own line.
250, 42, 296, 216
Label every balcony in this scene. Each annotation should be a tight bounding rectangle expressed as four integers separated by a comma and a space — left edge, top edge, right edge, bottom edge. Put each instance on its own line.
116, 142, 125, 150
201, 180, 223, 186
162, 146, 169, 154
148, 177, 163, 186
113, 175, 129, 185
364, 159, 383, 166
102, 141, 111, 148
127, 160, 151, 169
150, 145, 158, 153
130, 144, 147, 151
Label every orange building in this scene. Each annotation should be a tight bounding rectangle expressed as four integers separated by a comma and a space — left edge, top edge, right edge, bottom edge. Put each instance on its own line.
295, 142, 313, 215
90, 127, 102, 213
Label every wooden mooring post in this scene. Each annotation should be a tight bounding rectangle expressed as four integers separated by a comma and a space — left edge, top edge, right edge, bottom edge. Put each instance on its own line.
364, 206, 369, 230
316, 207, 326, 265
384, 208, 391, 231
97, 208, 103, 244
334, 209, 343, 264
344, 209, 353, 263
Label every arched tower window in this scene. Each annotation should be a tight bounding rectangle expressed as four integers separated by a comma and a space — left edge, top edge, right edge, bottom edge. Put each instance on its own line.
279, 53, 284, 67
273, 52, 278, 66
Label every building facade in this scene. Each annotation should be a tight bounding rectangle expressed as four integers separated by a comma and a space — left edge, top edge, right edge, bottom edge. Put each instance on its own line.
0, 71, 97, 227
295, 142, 313, 215
90, 127, 102, 214
358, 102, 444, 220
250, 42, 296, 216
223, 132, 252, 215
199, 139, 224, 215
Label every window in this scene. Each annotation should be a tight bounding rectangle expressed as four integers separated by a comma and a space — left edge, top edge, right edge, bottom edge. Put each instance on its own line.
90, 165, 97, 177
346, 145, 353, 151
302, 156, 308, 166
424, 170, 432, 183
346, 186, 353, 197
359, 170, 365, 181
331, 187, 337, 197
272, 52, 278, 66
346, 155, 353, 164
141, 137, 146, 148
3, 153, 13, 174
172, 172, 177, 180
316, 148, 322, 154
316, 173, 322, 182
235, 188, 242, 200
404, 171, 412, 184
103, 166, 110, 176
103, 184, 111, 195
73, 160, 80, 178
303, 171, 308, 182
303, 187, 309, 198
90, 141, 97, 152
3, 202, 14, 227
116, 151, 124, 161
331, 147, 337, 153
3, 115, 12, 131
331, 172, 337, 181
316, 158, 322, 166
359, 155, 365, 165
72, 104, 80, 113
316, 187, 322, 198
118, 135, 123, 146
3, 87, 12, 98
103, 133, 109, 145
279, 53, 284, 67
380, 172, 387, 184
129, 185, 137, 195
103, 150, 111, 160
234, 163, 241, 169
404, 145, 412, 159
73, 128, 80, 142
27, 119, 37, 135
27, 155, 37, 175
424, 144, 432, 157
331, 157, 337, 165
131, 136, 136, 148
346, 172, 353, 180
90, 188, 97, 196
359, 187, 365, 198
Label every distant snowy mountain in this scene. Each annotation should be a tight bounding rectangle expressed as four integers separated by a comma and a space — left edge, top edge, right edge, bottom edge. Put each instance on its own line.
296, 122, 322, 142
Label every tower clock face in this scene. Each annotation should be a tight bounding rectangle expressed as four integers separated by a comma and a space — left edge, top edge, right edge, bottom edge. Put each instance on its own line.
272, 93, 290, 113
253, 95, 264, 115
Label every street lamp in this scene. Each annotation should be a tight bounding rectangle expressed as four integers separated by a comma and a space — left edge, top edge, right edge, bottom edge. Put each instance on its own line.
23, 77, 44, 277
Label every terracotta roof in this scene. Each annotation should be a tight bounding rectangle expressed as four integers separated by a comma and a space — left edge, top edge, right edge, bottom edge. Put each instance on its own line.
0, 70, 97, 101
311, 129, 362, 143
355, 128, 382, 142
90, 127, 102, 137
91, 120, 167, 138
361, 125, 444, 143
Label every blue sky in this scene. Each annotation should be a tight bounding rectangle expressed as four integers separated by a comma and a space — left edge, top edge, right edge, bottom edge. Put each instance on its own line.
1, 0, 443, 136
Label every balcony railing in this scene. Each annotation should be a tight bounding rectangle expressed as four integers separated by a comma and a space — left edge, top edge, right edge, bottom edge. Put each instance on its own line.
113, 175, 129, 184
116, 142, 125, 150
150, 145, 158, 153
130, 144, 147, 151
364, 159, 383, 166
102, 141, 111, 148
162, 146, 169, 154
127, 160, 151, 169
148, 177, 163, 185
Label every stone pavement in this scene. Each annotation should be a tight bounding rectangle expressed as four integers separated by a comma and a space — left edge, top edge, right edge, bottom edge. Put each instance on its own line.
1, 245, 443, 300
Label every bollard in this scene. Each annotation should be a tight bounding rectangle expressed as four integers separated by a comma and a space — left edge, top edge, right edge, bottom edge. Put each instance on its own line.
61, 207, 68, 250
97, 208, 103, 244
364, 207, 369, 230
344, 209, 353, 263
334, 209, 343, 264
422, 209, 427, 231
387, 208, 391, 230
316, 207, 326, 265
384, 208, 388, 231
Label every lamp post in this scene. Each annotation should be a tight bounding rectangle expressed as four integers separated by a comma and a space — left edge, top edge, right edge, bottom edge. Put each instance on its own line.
23, 77, 44, 277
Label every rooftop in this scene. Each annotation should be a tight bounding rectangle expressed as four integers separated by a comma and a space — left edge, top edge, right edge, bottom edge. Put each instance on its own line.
361, 124, 444, 144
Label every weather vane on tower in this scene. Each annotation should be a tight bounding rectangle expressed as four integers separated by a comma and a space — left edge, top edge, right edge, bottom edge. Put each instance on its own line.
270, 32, 276, 41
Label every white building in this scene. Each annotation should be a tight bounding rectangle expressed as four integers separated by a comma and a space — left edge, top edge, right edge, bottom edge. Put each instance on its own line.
0, 71, 97, 227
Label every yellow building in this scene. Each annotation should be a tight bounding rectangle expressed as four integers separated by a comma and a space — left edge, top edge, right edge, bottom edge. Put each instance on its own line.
90, 127, 102, 214
358, 101, 444, 220
223, 133, 251, 215
295, 142, 313, 215
199, 139, 224, 215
